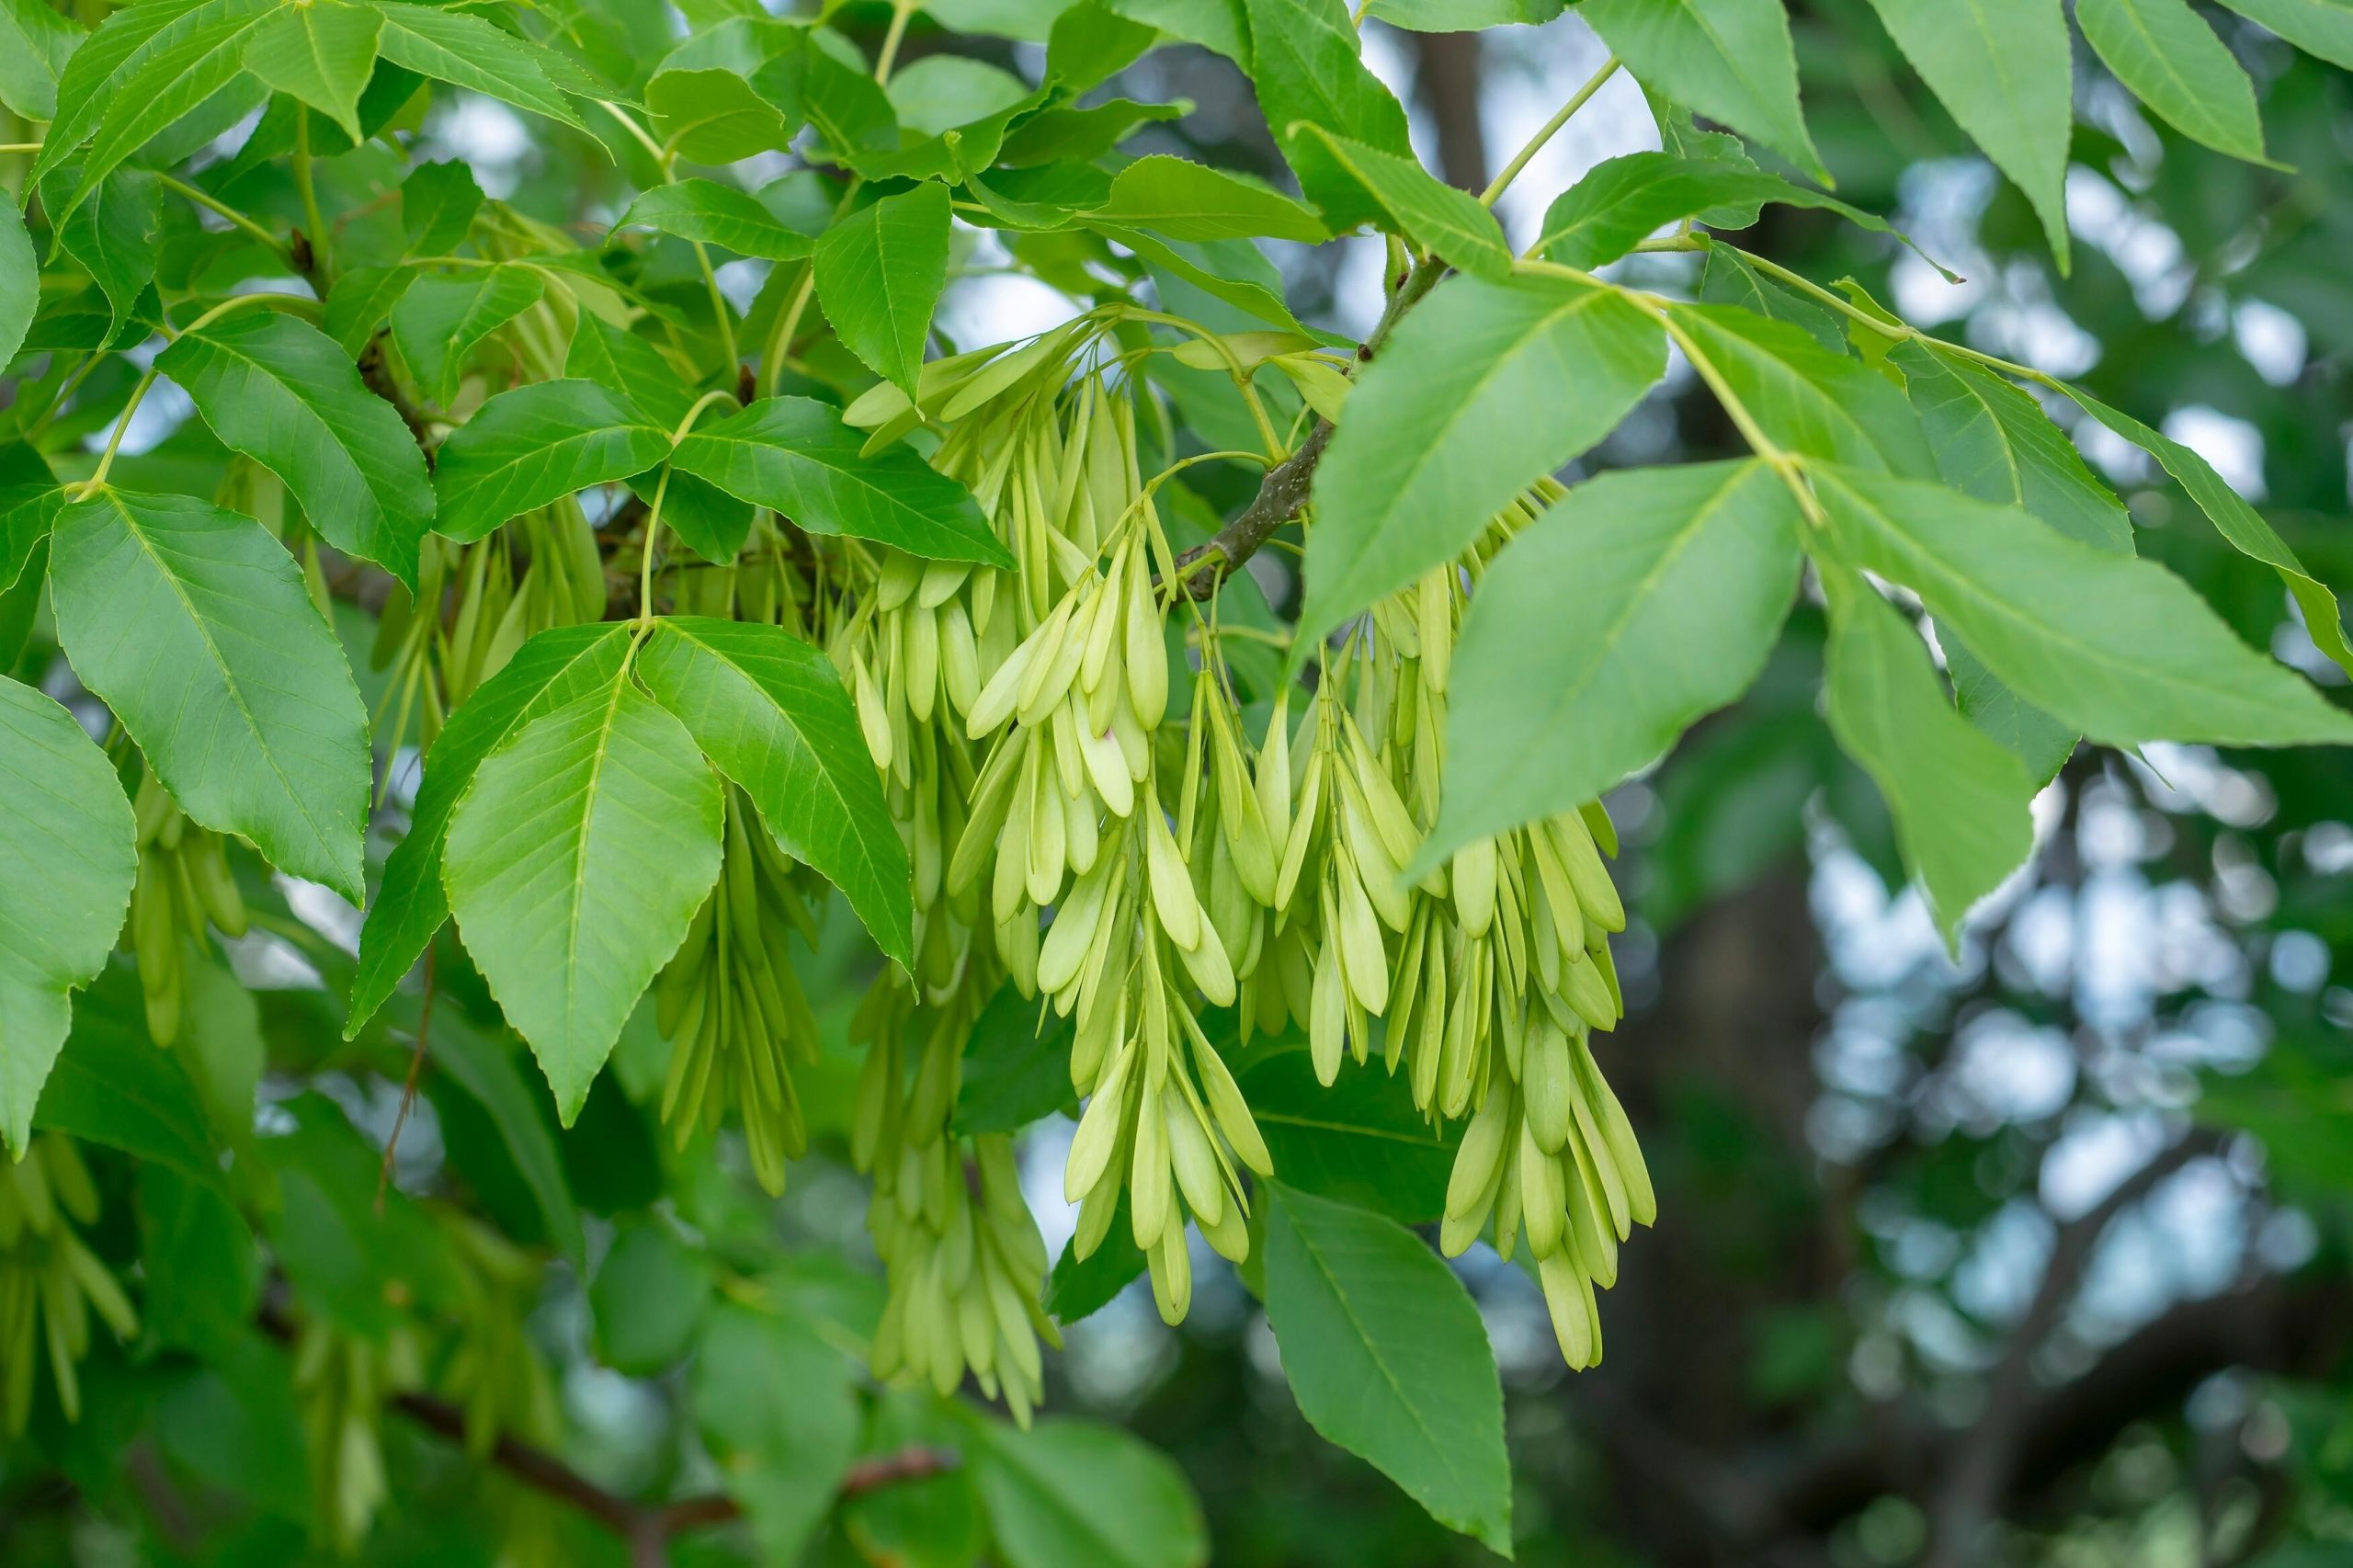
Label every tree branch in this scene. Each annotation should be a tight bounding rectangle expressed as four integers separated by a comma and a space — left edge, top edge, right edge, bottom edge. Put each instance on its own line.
1159, 256, 1445, 602
1926, 1130, 2222, 1565
1164, 419, 1331, 600
256, 1301, 950, 1555
1756, 1272, 2350, 1548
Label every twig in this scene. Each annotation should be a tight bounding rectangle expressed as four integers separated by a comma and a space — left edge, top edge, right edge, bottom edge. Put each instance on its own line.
376, 947, 438, 1212
357, 331, 435, 457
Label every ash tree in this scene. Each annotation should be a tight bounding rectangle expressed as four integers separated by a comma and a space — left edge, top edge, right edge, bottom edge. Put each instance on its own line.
0, 0, 2347, 1562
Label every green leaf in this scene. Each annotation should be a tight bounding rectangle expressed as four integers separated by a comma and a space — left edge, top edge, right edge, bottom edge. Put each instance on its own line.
635, 617, 914, 968
1102, 0, 1246, 62
766, 40, 899, 164
1086, 155, 1331, 243
33, 965, 222, 1183
1699, 244, 1841, 348
51, 490, 370, 901
567, 323, 745, 563
432, 379, 673, 543
36, 0, 246, 189
45, 3, 275, 231
390, 264, 546, 404
1580, 0, 1829, 184
1895, 345, 2132, 553
1427, 459, 1804, 867
0, 0, 81, 123
1819, 567, 2035, 946
1046, 1197, 1147, 1322
1367, 0, 1565, 26
1665, 302, 1932, 474
0, 678, 136, 1154
1289, 127, 1510, 278
1, 463, 62, 594
49, 167, 162, 337
953, 982, 1075, 1135
1891, 343, 2130, 777
244, 0, 381, 143
1945, 639, 2080, 784
1048, 2, 1157, 90
2217, 0, 2353, 69
813, 183, 952, 399
1096, 227, 1330, 339
0, 539, 41, 669
1243, 0, 1416, 229
349, 623, 634, 1036
566, 315, 698, 428
2078, 0, 2269, 163
323, 261, 419, 357
649, 68, 799, 165
426, 1007, 585, 1266
268, 1095, 461, 1335
152, 1334, 309, 1517
971, 1416, 1210, 1568
888, 54, 1034, 135
590, 1221, 711, 1373
1261, 1185, 1512, 1553
2054, 386, 2353, 678
371, 1, 586, 130
1858, 0, 2073, 267
400, 160, 483, 256
999, 98, 1187, 167
1807, 463, 2353, 749
1236, 1046, 1459, 1224
1301, 272, 1665, 649
1, 182, 42, 372
694, 1305, 861, 1562
672, 397, 1013, 566
924, 0, 1078, 43
157, 310, 437, 588
619, 177, 817, 262
442, 673, 724, 1120
1540, 157, 1945, 275
138, 1165, 261, 1355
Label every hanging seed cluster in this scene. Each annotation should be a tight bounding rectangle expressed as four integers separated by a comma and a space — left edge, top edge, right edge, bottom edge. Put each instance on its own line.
128, 765, 247, 1047
654, 786, 826, 1194
307, 293, 1656, 1403
813, 312, 1655, 1380
0, 1136, 137, 1436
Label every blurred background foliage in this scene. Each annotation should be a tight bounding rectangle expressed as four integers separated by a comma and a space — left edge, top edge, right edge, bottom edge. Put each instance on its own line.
4, 2, 2351, 1565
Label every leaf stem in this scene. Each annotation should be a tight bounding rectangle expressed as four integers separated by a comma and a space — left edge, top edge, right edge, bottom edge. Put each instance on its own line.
635, 464, 675, 629
1654, 310, 1825, 526
294, 113, 332, 279
75, 293, 297, 497
1728, 244, 2057, 388
764, 266, 818, 396
1481, 55, 1620, 210
597, 99, 670, 168
635, 390, 741, 625
692, 239, 741, 376
157, 174, 290, 262
874, 0, 919, 85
